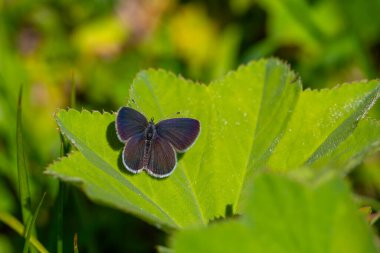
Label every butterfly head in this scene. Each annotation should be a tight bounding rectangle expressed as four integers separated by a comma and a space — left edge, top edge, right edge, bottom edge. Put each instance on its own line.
145, 119, 157, 141
149, 117, 155, 124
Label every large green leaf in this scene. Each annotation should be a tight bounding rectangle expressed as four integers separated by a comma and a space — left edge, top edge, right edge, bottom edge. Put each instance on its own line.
172, 173, 379, 253
46, 58, 380, 229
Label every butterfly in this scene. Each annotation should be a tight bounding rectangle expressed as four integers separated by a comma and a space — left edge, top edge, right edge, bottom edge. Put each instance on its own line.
115, 107, 200, 178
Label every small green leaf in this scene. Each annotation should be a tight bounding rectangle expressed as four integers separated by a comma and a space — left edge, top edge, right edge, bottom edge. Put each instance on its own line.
46, 59, 380, 229
172, 173, 379, 253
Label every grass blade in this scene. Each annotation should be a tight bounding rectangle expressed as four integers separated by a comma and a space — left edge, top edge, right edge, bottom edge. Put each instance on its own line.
16, 86, 33, 228
55, 129, 71, 253
56, 79, 75, 253
74, 233, 79, 253
0, 212, 48, 253
56, 182, 64, 253
23, 192, 46, 253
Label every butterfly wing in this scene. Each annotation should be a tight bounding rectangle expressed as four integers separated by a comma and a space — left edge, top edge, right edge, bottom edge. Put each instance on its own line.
115, 107, 148, 142
156, 118, 200, 152
122, 133, 145, 173
146, 137, 177, 178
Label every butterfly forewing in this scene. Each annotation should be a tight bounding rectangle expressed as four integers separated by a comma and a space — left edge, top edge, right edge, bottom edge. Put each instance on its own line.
156, 118, 200, 152
122, 133, 145, 173
116, 107, 148, 142
147, 136, 177, 177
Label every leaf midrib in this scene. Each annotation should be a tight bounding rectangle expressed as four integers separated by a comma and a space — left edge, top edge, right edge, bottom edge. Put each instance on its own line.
132, 75, 207, 225
305, 83, 380, 167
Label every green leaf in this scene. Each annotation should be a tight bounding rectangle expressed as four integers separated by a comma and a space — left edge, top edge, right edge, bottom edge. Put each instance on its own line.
171, 173, 379, 253
309, 118, 380, 172
46, 58, 380, 229
267, 82, 380, 170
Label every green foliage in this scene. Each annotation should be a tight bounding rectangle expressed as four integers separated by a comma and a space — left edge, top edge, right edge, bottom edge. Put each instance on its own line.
172, 173, 378, 253
2, 1, 380, 251
47, 59, 380, 232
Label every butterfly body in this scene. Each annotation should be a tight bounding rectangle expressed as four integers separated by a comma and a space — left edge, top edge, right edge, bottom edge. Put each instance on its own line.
144, 121, 156, 140
142, 121, 155, 168
115, 107, 200, 178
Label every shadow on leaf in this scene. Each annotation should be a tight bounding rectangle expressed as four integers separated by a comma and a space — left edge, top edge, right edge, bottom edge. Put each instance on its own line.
106, 121, 124, 150
209, 204, 241, 224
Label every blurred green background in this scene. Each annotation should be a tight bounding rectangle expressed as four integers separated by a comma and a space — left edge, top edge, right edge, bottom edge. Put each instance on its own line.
1, 0, 380, 252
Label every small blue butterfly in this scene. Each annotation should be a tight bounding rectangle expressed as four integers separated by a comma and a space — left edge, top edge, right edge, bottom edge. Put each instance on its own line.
115, 107, 200, 178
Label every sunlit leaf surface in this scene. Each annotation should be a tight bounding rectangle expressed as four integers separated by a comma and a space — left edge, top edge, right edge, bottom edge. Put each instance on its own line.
46, 59, 380, 229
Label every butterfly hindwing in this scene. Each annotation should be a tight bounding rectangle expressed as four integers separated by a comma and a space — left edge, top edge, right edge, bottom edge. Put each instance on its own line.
122, 133, 145, 173
146, 136, 177, 178
116, 107, 148, 142
156, 118, 200, 152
